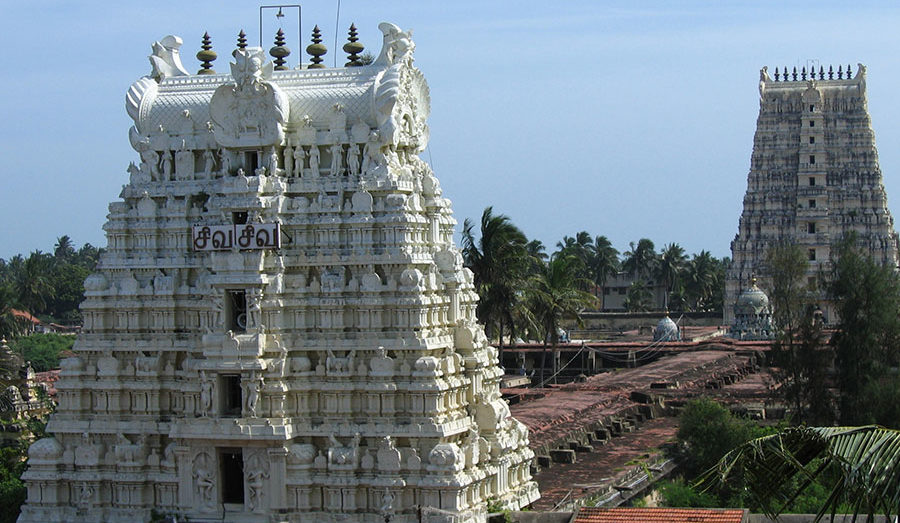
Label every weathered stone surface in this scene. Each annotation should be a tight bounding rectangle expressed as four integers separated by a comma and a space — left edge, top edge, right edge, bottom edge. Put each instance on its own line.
727, 65, 899, 324
18, 22, 538, 523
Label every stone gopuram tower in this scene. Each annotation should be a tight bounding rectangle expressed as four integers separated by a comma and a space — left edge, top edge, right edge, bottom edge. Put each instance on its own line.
19, 22, 538, 523
726, 64, 899, 324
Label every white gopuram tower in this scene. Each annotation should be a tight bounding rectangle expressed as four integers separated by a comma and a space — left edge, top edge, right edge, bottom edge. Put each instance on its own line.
19, 23, 538, 523
726, 64, 899, 324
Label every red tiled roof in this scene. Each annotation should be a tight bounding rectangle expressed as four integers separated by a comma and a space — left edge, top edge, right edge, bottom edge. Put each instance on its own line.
574, 507, 746, 523
11, 309, 40, 324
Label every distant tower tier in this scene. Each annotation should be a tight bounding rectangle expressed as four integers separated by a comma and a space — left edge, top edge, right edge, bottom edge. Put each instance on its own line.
18, 23, 539, 523
726, 64, 899, 324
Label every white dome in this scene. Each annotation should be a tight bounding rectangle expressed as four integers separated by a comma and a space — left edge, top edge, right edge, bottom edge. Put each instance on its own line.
654, 315, 680, 341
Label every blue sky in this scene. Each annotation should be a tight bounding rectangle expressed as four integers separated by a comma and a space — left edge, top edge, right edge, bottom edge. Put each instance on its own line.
3, 1, 900, 260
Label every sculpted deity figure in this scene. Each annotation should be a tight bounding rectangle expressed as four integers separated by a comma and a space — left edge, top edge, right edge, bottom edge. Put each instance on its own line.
245, 372, 263, 417
199, 371, 213, 417
209, 290, 224, 332
219, 148, 232, 176
193, 453, 215, 508
247, 288, 263, 330
347, 143, 361, 177
160, 151, 174, 180
379, 489, 395, 514
202, 148, 216, 177
327, 433, 361, 466
293, 146, 306, 176
330, 141, 344, 176
246, 468, 267, 510
309, 145, 321, 177
283, 144, 294, 177
140, 149, 161, 180
266, 147, 279, 175
78, 482, 94, 509
361, 131, 383, 174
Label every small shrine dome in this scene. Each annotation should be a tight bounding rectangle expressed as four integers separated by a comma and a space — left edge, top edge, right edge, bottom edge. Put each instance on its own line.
734, 278, 770, 315
653, 313, 680, 342
729, 277, 774, 341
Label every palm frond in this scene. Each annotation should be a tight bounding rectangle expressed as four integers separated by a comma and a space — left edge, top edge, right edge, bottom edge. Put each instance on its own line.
697, 425, 900, 521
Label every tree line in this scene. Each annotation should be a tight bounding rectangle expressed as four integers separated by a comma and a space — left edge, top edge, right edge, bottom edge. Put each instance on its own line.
461, 207, 729, 347
0, 235, 102, 338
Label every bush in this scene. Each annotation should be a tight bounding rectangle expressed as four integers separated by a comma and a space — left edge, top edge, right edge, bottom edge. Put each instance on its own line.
9, 333, 73, 372
658, 478, 719, 508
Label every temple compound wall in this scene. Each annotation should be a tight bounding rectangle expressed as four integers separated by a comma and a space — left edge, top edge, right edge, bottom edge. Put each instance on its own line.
18, 22, 538, 523
726, 64, 899, 324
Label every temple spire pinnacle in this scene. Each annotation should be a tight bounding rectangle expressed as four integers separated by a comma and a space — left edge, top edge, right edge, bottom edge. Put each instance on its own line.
306, 25, 327, 69
196, 32, 217, 75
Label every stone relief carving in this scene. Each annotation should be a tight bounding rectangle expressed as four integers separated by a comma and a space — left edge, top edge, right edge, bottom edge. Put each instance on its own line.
376, 436, 401, 472
192, 452, 216, 509
327, 433, 361, 467
245, 371, 264, 418
245, 450, 270, 511
209, 47, 288, 147
198, 370, 213, 417
148, 35, 189, 81
288, 443, 316, 465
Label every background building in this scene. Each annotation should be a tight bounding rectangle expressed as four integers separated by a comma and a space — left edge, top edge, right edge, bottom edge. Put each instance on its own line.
726, 64, 899, 324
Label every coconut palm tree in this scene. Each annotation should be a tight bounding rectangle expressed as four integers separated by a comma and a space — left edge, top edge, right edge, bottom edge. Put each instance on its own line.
624, 280, 653, 312
8, 251, 54, 315
699, 425, 900, 521
528, 255, 597, 384
589, 235, 619, 309
685, 250, 717, 311
461, 207, 529, 357
622, 238, 658, 280
53, 235, 75, 261
658, 243, 688, 309
0, 284, 24, 340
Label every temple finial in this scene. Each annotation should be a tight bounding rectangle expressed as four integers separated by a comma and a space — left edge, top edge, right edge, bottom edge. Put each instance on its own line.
819, 65, 824, 80
307, 25, 327, 69
801, 66, 807, 81
792, 66, 798, 81
774, 67, 780, 81
233, 29, 248, 57
828, 65, 834, 79
343, 23, 365, 67
847, 64, 852, 79
196, 32, 217, 75
838, 65, 843, 79
270, 28, 291, 70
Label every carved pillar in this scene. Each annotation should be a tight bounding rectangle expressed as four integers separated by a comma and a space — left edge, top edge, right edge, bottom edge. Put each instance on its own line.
267, 447, 288, 510
174, 446, 192, 507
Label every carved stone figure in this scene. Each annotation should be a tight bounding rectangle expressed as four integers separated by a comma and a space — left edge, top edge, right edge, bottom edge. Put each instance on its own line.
376, 436, 401, 471
293, 145, 306, 176
347, 143, 361, 177
361, 131, 384, 174
309, 145, 320, 177
247, 288, 263, 330
245, 372, 263, 417
219, 148, 232, 176
327, 433, 361, 466
202, 148, 216, 176
198, 371, 213, 417
245, 451, 270, 511
192, 452, 215, 509
283, 144, 294, 177
148, 35, 189, 81
160, 151, 174, 180
330, 141, 343, 176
